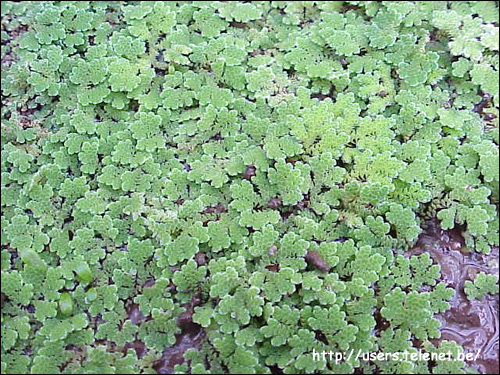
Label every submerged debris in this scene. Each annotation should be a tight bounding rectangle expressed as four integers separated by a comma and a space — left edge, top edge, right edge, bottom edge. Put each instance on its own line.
268, 245, 278, 257
195, 251, 209, 266
243, 165, 256, 180
126, 303, 146, 326
268, 197, 282, 209
305, 250, 331, 273
123, 340, 147, 359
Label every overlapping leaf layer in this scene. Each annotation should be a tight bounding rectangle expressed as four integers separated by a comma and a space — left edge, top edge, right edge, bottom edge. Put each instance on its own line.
1, 2, 499, 374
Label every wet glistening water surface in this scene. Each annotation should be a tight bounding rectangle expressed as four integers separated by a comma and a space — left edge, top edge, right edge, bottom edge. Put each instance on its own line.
412, 220, 499, 374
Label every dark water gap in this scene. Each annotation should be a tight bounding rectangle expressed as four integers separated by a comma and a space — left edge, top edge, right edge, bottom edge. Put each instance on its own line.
409, 219, 499, 374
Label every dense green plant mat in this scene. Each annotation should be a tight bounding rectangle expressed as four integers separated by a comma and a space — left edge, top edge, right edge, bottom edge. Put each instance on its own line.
1, 1, 499, 374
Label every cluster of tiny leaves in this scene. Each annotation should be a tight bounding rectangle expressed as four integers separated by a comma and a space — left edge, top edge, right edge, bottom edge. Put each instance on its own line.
1, 1, 499, 374
464, 272, 499, 300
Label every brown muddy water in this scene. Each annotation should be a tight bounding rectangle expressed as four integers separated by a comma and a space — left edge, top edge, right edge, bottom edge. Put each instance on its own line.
411, 220, 499, 374
153, 291, 205, 374
153, 328, 205, 374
